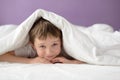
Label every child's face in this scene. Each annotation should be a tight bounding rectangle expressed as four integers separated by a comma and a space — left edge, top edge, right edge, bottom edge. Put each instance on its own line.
32, 36, 61, 61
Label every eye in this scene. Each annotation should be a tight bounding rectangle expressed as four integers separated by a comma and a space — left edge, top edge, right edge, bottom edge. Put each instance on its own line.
39, 45, 46, 48
52, 43, 58, 46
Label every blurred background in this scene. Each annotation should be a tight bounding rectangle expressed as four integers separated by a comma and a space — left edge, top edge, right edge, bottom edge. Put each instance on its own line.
0, 0, 120, 30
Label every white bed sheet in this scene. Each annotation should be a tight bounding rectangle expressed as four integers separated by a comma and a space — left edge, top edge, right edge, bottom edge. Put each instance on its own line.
0, 62, 119, 80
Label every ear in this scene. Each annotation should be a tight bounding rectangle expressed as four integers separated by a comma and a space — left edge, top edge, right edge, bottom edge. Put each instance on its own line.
29, 41, 36, 50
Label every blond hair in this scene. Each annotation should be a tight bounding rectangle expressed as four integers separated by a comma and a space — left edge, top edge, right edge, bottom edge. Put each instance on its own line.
29, 17, 62, 44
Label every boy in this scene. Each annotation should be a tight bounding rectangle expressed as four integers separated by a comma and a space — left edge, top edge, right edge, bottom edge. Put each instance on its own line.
0, 17, 85, 64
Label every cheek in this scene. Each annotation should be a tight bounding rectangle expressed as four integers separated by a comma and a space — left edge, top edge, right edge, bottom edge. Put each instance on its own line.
36, 50, 43, 56
54, 46, 61, 55
35, 48, 44, 57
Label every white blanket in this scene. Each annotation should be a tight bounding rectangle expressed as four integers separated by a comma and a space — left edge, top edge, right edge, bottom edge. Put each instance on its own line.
0, 9, 120, 66
0, 62, 120, 80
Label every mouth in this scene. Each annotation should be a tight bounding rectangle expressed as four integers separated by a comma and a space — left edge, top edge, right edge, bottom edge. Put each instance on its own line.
45, 56, 55, 60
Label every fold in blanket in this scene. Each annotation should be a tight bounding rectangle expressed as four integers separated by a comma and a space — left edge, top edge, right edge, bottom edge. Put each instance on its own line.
0, 9, 120, 66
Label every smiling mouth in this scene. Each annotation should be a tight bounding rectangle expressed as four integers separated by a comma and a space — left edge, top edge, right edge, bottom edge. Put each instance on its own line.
45, 56, 55, 60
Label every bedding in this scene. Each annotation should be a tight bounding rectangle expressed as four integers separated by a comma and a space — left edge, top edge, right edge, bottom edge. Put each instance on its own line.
0, 9, 120, 66
0, 62, 120, 80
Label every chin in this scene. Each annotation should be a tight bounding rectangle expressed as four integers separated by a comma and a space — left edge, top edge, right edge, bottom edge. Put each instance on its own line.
45, 58, 51, 61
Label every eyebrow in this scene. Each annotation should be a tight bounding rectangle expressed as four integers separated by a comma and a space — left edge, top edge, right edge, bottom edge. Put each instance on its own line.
53, 39, 60, 42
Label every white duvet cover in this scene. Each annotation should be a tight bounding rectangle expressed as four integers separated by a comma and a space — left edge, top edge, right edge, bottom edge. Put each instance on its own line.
0, 9, 120, 66
0, 62, 120, 80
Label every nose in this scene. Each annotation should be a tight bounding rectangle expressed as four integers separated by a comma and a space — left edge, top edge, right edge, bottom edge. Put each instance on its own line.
46, 48, 54, 57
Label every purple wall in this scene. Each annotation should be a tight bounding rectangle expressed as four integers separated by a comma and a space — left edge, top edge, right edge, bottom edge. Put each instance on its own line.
0, 0, 120, 30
